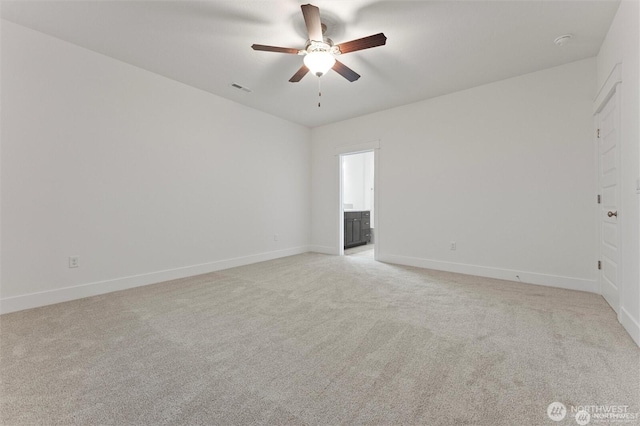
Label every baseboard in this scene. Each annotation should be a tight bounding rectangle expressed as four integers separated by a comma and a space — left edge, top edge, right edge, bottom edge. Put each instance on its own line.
309, 245, 339, 255
377, 254, 598, 294
0, 246, 311, 315
620, 307, 640, 347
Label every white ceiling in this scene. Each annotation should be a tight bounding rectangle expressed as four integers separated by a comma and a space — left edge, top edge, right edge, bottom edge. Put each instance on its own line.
1, 0, 620, 128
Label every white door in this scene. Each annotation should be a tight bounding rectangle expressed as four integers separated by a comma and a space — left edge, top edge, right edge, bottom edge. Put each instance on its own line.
597, 90, 620, 314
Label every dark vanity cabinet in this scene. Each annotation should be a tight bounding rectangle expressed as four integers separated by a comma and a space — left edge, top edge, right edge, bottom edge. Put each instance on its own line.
344, 211, 371, 248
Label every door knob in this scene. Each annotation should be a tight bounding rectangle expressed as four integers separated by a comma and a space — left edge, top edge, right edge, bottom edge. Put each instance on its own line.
608, 211, 618, 217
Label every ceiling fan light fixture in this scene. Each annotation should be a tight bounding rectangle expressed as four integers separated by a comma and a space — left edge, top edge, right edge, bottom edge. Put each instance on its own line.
251, 4, 385, 84
304, 50, 336, 77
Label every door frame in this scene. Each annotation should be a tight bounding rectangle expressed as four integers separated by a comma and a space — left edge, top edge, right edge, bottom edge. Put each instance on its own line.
336, 140, 380, 258
593, 63, 622, 319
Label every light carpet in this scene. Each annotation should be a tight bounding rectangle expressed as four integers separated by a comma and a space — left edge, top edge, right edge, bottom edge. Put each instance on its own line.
1, 253, 638, 425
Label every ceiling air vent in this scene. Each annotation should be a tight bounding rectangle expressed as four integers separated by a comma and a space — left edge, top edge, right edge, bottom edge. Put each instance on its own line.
231, 83, 252, 93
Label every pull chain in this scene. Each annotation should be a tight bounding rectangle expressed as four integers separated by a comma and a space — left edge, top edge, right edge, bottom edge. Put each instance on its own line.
318, 77, 322, 107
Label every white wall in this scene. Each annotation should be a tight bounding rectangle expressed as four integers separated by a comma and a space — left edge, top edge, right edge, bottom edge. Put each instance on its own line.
312, 58, 597, 292
596, 0, 640, 345
343, 154, 365, 209
0, 21, 311, 313
343, 152, 374, 210
363, 151, 374, 225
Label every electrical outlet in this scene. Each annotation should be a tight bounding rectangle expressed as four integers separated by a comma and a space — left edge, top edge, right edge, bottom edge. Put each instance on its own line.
450, 241, 456, 251
274, 234, 279, 242
69, 255, 80, 268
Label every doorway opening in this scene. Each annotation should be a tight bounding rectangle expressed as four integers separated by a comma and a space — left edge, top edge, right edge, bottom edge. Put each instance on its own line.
340, 150, 375, 259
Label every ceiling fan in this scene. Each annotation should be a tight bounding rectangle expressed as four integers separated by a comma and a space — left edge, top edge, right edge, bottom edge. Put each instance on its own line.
251, 3, 387, 83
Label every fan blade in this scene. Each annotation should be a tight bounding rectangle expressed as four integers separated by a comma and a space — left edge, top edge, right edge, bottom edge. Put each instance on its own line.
301, 4, 323, 42
336, 33, 387, 54
289, 65, 310, 83
332, 60, 360, 82
251, 44, 300, 54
